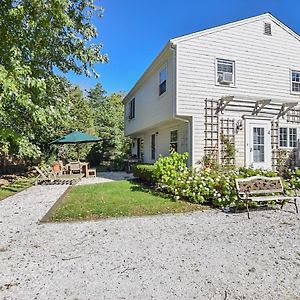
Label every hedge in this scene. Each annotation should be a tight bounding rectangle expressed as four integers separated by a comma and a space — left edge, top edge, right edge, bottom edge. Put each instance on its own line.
132, 164, 155, 183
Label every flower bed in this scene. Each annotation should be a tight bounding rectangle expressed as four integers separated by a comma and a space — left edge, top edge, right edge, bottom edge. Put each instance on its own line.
133, 152, 298, 209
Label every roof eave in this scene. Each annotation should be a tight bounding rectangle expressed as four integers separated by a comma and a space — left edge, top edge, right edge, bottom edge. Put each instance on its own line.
123, 42, 172, 104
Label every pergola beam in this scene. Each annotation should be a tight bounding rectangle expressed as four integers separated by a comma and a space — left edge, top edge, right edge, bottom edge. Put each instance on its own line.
252, 99, 271, 115
277, 102, 299, 119
216, 96, 234, 114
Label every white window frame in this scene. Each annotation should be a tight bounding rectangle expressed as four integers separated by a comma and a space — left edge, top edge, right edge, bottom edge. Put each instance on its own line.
291, 70, 300, 94
128, 98, 135, 120
279, 127, 298, 149
215, 58, 235, 87
159, 65, 167, 96
170, 130, 178, 152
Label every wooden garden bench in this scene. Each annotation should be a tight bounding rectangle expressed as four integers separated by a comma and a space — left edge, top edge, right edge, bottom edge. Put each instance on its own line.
235, 176, 299, 219
34, 166, 83, 185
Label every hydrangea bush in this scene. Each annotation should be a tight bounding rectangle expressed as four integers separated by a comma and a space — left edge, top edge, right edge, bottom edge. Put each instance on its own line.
151, 152, 293, 208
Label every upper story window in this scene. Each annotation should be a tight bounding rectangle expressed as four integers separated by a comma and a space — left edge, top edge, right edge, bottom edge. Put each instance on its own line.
170, 130, 178, 152
128, 98, 135, 120
216, 59, 235, 86
291, 70, 300, 93
279, 127, 297, 148
159, 66, 167, 96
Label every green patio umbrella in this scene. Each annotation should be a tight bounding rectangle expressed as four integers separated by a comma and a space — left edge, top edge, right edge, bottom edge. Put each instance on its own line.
49, 131, 102, 160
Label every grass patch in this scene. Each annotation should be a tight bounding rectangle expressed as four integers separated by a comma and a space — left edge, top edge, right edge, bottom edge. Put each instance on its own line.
0, 178, 34, 201
50, 180, 203, 221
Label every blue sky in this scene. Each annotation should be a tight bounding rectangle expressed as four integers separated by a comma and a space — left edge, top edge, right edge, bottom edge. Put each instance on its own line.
66, 0, 300, 94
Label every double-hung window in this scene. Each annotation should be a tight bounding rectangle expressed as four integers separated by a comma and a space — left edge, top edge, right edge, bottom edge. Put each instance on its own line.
279, 127, 297, 148
159, 66, 167, 95
151, 134, 156, 160
216, 59, 235, 86
170, 130, 178, 152
291, 70, 300, 93
128, 98, 135, 120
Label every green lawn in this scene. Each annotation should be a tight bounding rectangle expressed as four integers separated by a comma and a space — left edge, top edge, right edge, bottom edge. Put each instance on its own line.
0, 178, 34, 201
50, 180, 203, 221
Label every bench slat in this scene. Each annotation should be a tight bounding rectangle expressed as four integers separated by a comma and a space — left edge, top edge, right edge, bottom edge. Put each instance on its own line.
236, 176, 283, 195
246, 196, 296, 202
235, 175, 299, 219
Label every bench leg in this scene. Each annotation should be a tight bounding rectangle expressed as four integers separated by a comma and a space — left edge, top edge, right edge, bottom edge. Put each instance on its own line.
294, 198, 298, 214
246, 201, 250, 219
235, 199, 239, 213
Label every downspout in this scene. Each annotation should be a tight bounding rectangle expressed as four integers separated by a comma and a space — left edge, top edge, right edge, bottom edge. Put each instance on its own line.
170, 42, 194, 167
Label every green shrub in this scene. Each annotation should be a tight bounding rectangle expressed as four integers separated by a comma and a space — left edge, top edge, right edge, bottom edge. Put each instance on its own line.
153, 151, 189, 198
133, 164, 155, 183
237, 167, 277, 178
152, 154, 283, 208
153, 151, 189, 182
287, 169, 300, 191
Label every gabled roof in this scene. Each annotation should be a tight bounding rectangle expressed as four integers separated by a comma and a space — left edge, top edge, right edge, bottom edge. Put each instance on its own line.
124, 13, 300, 103
171, 13, 300, 44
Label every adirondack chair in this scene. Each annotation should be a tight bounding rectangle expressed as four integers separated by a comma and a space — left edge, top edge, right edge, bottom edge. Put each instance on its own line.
34, 166, 56, 185
35, 166, 83, 185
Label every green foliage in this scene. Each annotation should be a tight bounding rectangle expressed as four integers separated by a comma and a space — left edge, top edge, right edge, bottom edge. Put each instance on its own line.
87, 91, 130, 167
133, 164, 155, 183
152, 153, 283, 208
287, 169, 300, 190
221, 134, 236, 165
153, 151, 189, 182
237, 167, 278, 178
0, 0, 107, 161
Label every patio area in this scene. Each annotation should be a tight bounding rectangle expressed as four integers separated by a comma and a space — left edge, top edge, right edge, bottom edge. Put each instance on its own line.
0, 175, 300, 299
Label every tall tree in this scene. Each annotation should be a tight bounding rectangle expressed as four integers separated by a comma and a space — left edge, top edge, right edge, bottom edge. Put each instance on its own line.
88, 91, 130, 167
0, 0, 107, 161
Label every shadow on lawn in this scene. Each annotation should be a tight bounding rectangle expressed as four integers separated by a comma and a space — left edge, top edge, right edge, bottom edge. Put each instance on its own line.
129, 179, 176, 201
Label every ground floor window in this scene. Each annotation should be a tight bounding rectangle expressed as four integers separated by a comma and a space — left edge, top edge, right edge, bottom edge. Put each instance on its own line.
151, 134, 156, 160
170, 130, 178, 152
137, 138, 144, 159
279, 127, 297, 148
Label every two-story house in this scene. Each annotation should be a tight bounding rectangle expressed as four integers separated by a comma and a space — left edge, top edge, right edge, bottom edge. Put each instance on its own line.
123, 13, 300, 170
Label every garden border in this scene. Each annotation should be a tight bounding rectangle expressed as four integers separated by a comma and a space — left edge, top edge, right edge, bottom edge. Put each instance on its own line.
39, 186, 72, 223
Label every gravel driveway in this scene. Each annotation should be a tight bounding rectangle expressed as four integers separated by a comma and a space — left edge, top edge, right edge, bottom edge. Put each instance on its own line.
0, 184, 300, 300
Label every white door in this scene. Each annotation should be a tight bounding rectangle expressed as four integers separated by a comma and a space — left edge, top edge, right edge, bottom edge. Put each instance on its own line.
246, 120, 272, 169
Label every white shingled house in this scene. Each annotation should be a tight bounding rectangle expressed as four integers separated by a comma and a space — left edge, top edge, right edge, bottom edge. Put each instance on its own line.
123, 13, 300, 170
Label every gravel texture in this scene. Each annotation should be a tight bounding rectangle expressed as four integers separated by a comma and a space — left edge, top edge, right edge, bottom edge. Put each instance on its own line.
0, 183, 300, 299
76, 171, 134, 186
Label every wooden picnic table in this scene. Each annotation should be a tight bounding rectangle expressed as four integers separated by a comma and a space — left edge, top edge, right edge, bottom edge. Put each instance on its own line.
65, 161, 90, 177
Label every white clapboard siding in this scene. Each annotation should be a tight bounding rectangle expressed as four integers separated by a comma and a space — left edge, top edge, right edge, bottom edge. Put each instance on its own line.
133, 121, 188, 163
176, 15, 300, 164
124, 49, 175, 136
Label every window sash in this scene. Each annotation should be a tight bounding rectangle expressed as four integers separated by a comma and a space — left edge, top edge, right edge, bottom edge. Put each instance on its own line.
170, 130, 178, 152
216, 59, 234, 83
129, 98, 135, 119
159, 67, 167, 95
159, 80, 166, 95
279, 127, 297, 148
151, 134, 156, 160
292, 71, 300, 92
289, 128, 297, 148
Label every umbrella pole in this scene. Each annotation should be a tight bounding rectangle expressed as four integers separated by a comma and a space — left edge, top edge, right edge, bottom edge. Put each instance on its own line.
77, 144, 80, 161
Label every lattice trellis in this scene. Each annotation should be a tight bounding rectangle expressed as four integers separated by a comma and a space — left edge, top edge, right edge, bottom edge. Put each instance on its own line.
204, 99, 219, 161
271, 120, 279, 170
220, 118, 235, 166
